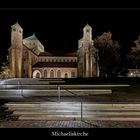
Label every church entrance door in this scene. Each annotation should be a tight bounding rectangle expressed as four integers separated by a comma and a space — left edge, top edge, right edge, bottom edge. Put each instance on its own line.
64, 73, 68, 78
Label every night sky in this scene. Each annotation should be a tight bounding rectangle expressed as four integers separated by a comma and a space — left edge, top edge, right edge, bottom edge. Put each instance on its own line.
0, 8, 140, 64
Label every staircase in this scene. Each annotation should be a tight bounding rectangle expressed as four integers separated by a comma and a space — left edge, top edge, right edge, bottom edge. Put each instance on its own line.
0, 78, 113, 99
4, 102, 140, 121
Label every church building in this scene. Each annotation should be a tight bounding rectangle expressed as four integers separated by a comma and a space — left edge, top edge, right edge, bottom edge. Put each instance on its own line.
8, 23, 99, 78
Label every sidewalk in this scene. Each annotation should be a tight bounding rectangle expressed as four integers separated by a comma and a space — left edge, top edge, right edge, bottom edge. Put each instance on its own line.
0, 120, 140, 128
0, 120, 97, 128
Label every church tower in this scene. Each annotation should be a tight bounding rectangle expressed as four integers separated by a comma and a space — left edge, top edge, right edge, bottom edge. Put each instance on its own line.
83, 24, 92, 41
78, 24, 99, 77
8, 23, 23, 78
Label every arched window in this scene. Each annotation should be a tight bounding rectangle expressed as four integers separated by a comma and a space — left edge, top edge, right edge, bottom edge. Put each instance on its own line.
57, 70, 61, 78
71, 71, 75, 78
44, 70, 47, 78
19, 30, 22, 33
64, 73, 68, 78
13, 28, 16, 31
50, 70, 54, 78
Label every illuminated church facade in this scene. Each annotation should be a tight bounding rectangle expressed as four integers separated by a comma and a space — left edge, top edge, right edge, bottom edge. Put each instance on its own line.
8, 23, 99, 78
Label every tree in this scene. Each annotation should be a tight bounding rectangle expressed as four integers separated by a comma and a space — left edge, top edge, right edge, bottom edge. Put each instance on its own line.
94, 32, 121, 77
0, 57, 10, 79
128, 36, 140, 68
0, 58, 5, 72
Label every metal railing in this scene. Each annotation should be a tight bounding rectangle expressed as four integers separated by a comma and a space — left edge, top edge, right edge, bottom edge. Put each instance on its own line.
57, 85, 83, 121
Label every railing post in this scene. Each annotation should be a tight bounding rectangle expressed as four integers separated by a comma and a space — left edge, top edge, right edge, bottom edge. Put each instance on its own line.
5, 79, 7, 89
18, 81, 19, 90
18, 80, 23, 98
81, 98, 83, 121
58, 85, 60, 102
21, 81, 23, 98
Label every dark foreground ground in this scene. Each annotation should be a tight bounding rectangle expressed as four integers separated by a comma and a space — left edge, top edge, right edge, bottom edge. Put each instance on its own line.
1, 77, 140, 128
1, 93, 140, 128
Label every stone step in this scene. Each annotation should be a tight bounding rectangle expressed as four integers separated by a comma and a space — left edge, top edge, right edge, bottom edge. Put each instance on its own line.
14, 111, 80, 115
1, 81, 66, 85
5, 102, 80, 105
13, 111, 140, 115
5, 102, 140, 121
6, 102, 140, 106
12, 109, 140, 112
19, 114, 140, 121
6, 107, 140, 113
0, 89, 112, 93
5, 105, 140, 112
0, 90, 112, 99
7, 107, 81, 111
19, 115, 80, 121
7, 108, 140, 112
5, 103, 80, 107
5, 102, 140, 108
0, 78, 64, 83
